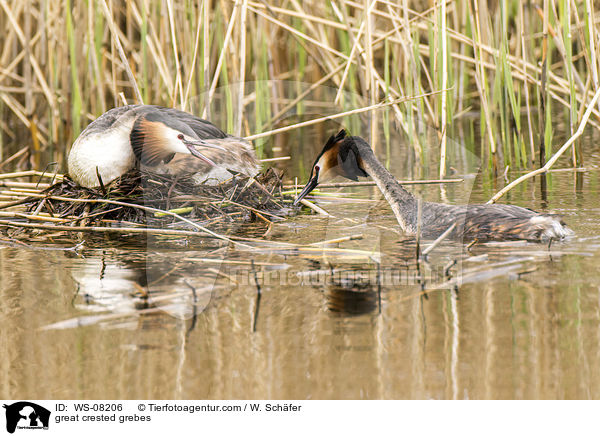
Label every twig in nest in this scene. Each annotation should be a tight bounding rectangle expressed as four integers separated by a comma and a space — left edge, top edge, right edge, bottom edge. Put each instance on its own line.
95, 167, 107, 196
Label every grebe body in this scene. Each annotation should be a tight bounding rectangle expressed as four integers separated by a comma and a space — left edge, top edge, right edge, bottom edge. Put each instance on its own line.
68, 105, 259, 188
294, 130, 573, 242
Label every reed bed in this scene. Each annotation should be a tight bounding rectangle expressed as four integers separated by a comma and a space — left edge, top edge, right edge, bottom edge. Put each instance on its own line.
1, 0, 599, 179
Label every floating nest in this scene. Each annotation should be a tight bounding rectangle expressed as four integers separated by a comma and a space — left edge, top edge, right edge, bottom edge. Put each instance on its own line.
23, 168, 291, 228
0, 168, 295, 246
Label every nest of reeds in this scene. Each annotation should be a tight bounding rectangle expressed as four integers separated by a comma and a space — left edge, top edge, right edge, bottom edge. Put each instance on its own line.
24, 167, 292, 229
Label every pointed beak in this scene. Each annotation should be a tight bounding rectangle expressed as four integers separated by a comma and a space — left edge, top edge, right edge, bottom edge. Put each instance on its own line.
182, 139, 226, 167
293, 174, 319, 205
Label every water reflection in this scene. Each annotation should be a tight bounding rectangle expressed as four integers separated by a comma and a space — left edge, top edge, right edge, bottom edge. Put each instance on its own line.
325, 284, 380, 316
1, 210, 599, 400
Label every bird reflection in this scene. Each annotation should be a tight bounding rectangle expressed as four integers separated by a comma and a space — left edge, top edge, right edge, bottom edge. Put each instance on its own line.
325, 278, 380, 316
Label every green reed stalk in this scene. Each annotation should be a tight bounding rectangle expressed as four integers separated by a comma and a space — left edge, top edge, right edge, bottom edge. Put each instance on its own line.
500, 0, 523, 168
66, 0, 82, 140
294, 17, 306, 117
560, 0, 578, 166
254, 19, 271, 158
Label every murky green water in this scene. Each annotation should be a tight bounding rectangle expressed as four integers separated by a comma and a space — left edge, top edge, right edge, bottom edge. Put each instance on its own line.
1, 125, 600, 399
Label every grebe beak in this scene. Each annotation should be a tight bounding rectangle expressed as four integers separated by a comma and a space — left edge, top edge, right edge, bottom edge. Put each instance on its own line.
293, 173, 319, 205
180, 138, 226, 167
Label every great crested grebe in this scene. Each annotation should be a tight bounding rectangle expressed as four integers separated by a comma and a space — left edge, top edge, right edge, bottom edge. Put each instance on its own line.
68, 105, 259, 188
294, 130, 573, 242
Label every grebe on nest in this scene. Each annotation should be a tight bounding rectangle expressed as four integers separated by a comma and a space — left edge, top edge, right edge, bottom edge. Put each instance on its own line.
68, 105, 259, 188
294, 130, 573, 242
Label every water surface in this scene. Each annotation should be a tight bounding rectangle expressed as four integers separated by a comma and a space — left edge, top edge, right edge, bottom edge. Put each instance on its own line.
1, 126, 599, 400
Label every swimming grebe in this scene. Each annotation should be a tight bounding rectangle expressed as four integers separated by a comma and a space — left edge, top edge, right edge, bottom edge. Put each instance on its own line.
68, 105, 259, 188
294, 130, 573, 242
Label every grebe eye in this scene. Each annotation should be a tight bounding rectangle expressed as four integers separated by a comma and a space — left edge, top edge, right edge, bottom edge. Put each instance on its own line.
177, 134, 184, 140
315, 165, 320, 172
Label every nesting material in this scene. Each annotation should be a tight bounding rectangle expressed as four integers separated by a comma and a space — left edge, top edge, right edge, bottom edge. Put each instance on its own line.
0, 168, 291, 240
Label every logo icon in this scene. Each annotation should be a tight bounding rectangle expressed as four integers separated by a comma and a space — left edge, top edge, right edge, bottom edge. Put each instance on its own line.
3, 402, 50, 433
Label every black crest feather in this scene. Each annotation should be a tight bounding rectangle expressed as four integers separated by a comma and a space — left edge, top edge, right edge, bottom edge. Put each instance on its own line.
338, 135, 368, 180
311, 129, 347, 168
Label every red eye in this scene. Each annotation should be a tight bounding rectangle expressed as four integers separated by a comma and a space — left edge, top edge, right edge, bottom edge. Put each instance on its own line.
177, 134, 184, 140
315, 165, 320, 172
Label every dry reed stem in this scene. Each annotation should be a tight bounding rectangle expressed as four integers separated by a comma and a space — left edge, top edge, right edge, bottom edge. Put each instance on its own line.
488, 85, 600, 203
248, 5, 348, 60
0, 170, 63, 179
422, 222, 456, 256
165, 0, 184, 107
100, 0, 143, 103
248, 1, 346, 30
202, 2, 240, 118
282, 178, 463, 190
469, 0, 496, 159
438, 0, 448, 178
333, 12, 366, 105
0, 218, 218, 238
128, 0, 174, 96
297, 199, 331, 217
235, 0, 248, 136
308, 234, 364, 246
12, 191, 251, 248
182, 2, 203, 112
245, 91, 445, 140
0, 0, 57, 115
519, 1, 535, 166
0, 181, 50, 189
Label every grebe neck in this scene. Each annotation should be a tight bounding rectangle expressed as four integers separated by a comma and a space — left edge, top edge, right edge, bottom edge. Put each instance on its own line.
352, 137, 418, 232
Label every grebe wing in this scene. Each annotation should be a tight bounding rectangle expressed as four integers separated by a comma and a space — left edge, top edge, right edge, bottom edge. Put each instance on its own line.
419, 202, 570, 241
153, 137, 259, 179
85, 105, 229, 140
461, 204, 569, 240
158, 107, 228, 140
78, 105, 139, 135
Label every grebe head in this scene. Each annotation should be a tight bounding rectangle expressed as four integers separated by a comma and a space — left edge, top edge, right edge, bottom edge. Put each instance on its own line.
294, 130, 367, 205
130, 112, 225, 167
